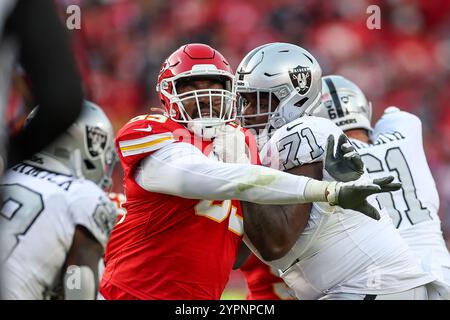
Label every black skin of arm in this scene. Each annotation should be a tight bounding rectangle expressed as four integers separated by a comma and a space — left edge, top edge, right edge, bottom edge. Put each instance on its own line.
241, 162, 322, 261
5, 0, 83, 167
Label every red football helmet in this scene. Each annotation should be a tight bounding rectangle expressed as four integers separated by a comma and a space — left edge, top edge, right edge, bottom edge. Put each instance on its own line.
156, 43, 236, 138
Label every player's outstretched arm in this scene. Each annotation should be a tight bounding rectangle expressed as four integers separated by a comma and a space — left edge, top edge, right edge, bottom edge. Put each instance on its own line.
332, 176, 401, 220
135, 142, 399, 219
61, 226, 104, 300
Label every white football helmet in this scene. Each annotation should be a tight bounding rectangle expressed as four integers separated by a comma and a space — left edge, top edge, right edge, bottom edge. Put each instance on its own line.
313, 75, 372, 132
235, 42, 322, 134
24, 101, 117, 190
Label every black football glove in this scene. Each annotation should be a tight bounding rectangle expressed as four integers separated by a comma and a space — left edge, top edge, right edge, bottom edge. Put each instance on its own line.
324, 134, 365, 182
326, 176, 402, 220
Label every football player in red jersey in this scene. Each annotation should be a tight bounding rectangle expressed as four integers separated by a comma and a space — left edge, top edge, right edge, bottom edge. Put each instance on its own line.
99, 43, 394, 300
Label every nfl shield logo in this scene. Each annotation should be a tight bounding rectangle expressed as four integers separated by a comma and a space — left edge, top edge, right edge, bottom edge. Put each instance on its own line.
289, 65, 311, 95
86, 126, 107, 158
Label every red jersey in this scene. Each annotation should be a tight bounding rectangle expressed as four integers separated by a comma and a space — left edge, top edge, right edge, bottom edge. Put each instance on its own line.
241, 254, 295, 300
100, 114, 257, 300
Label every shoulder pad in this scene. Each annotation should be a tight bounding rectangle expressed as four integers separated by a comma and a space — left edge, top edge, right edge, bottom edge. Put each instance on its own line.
373, 107, 422, 141
116, 114, 183, 157
68, 183, 116, 248
115, 114, 188, 172
263, 117, 343, 170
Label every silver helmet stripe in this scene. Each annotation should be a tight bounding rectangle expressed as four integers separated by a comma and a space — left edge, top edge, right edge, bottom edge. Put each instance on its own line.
324, 77, 345, 118
314, 75, 372, 132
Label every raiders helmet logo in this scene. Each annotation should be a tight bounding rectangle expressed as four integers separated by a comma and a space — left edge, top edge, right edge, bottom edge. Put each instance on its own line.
86, 126, 107, 158
289, 65, 311, 95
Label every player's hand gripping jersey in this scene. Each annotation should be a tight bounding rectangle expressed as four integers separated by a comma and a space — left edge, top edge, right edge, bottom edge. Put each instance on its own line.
248, 116, 434, 299
351, 107, 450, 299
0, 163, 116, 299
100, 114, 257, 300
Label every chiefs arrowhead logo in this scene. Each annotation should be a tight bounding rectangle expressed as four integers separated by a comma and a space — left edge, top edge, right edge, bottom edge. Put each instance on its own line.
288, 65, 311, 95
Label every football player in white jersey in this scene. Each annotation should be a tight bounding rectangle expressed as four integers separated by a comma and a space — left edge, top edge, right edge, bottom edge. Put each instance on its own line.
313, 74, 450, 299
235, 42, 435, 300
0, 101, 117, 300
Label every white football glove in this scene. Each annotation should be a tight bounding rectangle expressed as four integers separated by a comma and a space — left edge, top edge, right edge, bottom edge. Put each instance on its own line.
212, 124, 251, 164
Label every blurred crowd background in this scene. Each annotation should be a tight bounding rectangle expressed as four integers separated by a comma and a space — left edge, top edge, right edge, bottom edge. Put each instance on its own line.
6, 0, 450, 298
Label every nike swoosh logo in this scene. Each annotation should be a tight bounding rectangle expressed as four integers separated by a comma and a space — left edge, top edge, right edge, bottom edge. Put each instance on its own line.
264, 72, 283, 77
286, 122, 303, 131
133, 125, 153, 133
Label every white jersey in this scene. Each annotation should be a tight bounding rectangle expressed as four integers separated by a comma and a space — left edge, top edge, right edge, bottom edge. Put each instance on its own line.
350, 107, 450, 297
0, 163, 116, 299
245, 115, 434, 299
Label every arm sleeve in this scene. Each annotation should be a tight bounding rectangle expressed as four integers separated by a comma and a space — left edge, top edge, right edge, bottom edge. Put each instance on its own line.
6, 0, 83, 167
134, 142, 318, 205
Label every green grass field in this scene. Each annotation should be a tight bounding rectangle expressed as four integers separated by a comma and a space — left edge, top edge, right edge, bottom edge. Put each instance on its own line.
221, 288, 247, 300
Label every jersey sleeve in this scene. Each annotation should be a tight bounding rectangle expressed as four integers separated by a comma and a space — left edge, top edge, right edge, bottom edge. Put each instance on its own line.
372, 107, 423, 145
260, 117, 344, 171
115, 114, 181, 175
67, 181, 117, 249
